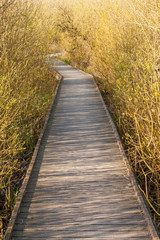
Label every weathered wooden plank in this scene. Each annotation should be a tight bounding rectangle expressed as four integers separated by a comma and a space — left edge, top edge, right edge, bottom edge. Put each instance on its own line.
20, 196, 139, 204
12, 237, 151, 240
20, 193, 138, 204
15, 217, 146, 225
12, 230, 151, 238
17, 212, 145, 225
14, 224, 148, 231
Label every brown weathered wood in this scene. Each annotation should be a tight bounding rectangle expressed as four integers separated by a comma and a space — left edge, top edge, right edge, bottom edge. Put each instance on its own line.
5, 59, 159, 239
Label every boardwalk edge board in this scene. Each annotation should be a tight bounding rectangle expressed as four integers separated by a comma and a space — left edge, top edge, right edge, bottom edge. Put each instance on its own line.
3, 69, 63, 240
91, 77, 160, 240
63, 61, 159, 239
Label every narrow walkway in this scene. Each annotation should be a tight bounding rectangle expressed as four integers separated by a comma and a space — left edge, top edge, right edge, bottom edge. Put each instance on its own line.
12, 61, 154, 239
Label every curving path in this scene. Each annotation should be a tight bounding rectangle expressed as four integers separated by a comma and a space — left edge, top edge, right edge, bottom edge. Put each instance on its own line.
10, 60, 158, 239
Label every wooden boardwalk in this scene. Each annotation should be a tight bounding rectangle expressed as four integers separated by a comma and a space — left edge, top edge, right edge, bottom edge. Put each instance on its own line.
8, 60, 159, 239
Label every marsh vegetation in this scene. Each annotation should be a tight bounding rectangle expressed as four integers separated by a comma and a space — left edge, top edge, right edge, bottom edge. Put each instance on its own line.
53, 0, 160, 230
0, 0, 57, 237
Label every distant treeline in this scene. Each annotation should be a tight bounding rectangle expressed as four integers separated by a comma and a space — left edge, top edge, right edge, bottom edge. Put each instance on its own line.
53, 0, 160, 230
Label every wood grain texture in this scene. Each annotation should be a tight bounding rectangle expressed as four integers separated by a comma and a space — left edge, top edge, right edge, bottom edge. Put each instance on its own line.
11, 60, 158, 239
